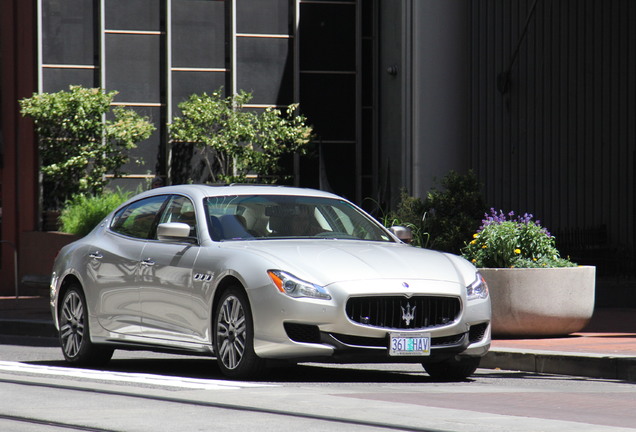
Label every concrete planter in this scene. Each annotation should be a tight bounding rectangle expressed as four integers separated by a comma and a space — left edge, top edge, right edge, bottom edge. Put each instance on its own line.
480, 266, 596, 337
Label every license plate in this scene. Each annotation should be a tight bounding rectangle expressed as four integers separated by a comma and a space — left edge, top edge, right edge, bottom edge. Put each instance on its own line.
389, 332, 431, 356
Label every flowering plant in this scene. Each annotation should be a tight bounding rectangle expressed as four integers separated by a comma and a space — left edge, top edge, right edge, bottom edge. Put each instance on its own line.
462, 209, 576, 268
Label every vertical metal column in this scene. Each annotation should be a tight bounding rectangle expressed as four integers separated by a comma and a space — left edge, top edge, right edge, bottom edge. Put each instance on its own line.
230, 0, 237, 95
99, 0, 106, 89
36, 0, 43, 92
293, 0, 301, 186
401, 0, 414, 193
355, 0, 362, 203
98, 0, 107, 165
165, 0, 172, 122
165, 0, 173, 183
371, 0, 380, 203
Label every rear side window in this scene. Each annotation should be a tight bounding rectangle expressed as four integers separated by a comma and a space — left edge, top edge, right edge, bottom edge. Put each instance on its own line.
111, 195, 168, 239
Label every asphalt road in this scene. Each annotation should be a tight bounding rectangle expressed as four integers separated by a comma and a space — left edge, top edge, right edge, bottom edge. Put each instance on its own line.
1, 337, 635, 432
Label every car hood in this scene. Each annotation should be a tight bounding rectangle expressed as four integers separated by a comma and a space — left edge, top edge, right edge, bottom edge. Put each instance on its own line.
220, 240, 466, 286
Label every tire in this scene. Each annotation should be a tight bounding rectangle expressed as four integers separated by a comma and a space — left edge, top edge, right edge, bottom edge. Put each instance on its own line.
423, 357, 481, 381
58, 285, 113, 366
213, 287, 265, 379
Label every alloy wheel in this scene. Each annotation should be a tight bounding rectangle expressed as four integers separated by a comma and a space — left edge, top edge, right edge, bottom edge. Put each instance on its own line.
60, 290, 85, 359
216, 294, 247, 370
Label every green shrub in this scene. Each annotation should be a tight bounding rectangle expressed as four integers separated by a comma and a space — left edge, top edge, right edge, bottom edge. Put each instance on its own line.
60, 190, 131, 237
422, 170, 486, 254
19, 86, 155, 209
381, 190, 430, 248
462, 209, 576, 268
169, 88, 313, 184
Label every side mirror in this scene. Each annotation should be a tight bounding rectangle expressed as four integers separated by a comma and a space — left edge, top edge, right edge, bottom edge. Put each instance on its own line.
390, 226, 413, 244
157, 222, 194, 242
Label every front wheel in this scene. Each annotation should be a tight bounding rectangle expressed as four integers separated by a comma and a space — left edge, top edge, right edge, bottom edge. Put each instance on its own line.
213, 287, 265, 379
423, 357, 481, 381
58, 285, 113, 366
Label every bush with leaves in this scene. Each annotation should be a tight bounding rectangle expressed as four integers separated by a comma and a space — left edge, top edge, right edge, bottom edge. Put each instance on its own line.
462, 209, 576, 268
169, 89, 313, 184
422, 170, 486, 254
20, 86, 155, 209
60, 189, 132, 237
380, 190, 430, 248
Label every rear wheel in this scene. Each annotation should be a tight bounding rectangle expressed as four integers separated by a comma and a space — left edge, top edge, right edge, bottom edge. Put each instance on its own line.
423, 357, 481, 381
59, 285, 113, 366
214, 287, 265, 379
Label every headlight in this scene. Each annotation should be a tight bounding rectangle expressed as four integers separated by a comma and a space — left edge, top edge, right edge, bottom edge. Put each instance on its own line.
466, 273, 489, 301
267, 270, 331, 300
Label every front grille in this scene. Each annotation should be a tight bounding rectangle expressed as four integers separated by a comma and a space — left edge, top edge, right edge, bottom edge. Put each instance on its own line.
346, 295, 461, 330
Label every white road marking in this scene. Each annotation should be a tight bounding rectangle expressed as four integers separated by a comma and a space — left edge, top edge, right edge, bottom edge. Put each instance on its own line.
0, 361, 274, 390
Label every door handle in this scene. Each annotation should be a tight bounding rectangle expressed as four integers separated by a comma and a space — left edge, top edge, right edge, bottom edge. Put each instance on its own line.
89, 251, 103, 260
141, 258, 156, 267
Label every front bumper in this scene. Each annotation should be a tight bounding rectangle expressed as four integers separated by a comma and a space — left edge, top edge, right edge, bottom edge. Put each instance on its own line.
290, 322, 491, 363
249, 278, 492, 363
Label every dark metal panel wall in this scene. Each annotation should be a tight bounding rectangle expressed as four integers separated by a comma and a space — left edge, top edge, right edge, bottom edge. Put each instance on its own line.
0, 0, 39, 294
471, 0, 636, 272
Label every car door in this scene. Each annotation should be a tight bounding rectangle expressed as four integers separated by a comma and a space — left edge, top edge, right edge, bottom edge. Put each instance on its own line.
138, 195, 202, 343
90, 195, 168, 336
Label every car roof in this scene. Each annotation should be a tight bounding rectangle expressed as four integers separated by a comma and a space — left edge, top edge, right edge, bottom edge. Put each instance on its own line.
133, 184, 344, 202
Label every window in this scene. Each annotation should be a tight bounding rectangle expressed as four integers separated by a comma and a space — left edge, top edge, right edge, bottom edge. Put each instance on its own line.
236, 37, 293, 105
111, 195, 168, 239
172, 0, 225, 69
105, 34, 161, 103
204, 195, 393, 242
42, 0, 96, 65
159, 195, 198, 237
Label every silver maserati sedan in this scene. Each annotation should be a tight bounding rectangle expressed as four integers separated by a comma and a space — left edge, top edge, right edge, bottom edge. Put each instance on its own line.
50, 185, 491, 380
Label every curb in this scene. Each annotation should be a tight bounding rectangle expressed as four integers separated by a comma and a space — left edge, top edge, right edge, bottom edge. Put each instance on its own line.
2, 313, 635, 383
481, 348, 636, 382
0, 319, 58, 339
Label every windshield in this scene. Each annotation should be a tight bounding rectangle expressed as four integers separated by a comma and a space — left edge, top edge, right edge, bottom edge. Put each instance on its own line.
204, 195, 394, 242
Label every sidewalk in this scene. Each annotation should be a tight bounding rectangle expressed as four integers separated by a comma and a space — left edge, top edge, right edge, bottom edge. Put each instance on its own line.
483, 308, 636, 381
1, 296, 635, 381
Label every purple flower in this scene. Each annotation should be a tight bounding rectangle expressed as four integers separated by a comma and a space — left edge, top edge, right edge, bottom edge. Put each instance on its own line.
479, 208, 551, 237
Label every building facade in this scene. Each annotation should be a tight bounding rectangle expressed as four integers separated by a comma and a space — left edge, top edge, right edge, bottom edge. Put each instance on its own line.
1, 0, 635, 302
35, 0, 378, 202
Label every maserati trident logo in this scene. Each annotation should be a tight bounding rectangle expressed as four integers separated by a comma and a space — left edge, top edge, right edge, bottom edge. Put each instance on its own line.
401, 302, 416, 326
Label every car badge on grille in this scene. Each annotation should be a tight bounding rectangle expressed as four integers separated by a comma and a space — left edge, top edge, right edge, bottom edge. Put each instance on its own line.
401, 302, 416, 326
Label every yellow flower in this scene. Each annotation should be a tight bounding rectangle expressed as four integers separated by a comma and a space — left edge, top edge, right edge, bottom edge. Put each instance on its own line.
481, 245, 487, 249
514, 248, 521, 254
473, 233, 479, 239
471, 259, 477, 263
470, 240, 477, 245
